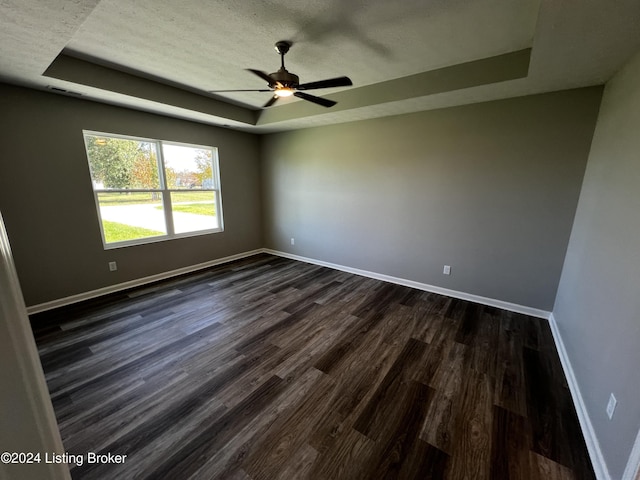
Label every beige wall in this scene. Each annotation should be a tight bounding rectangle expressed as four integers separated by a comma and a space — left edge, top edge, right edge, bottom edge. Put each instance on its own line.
554, 50, 640, 479
0, 84, 262, 307
261, 88, 602, 310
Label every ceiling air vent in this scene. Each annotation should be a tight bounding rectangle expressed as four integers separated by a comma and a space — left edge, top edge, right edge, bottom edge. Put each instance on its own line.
46, 85, 82, 96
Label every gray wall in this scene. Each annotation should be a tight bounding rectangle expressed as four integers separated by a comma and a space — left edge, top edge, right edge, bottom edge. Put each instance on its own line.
0, 84, 262, 307
553, 51, 640, 479
261, 88, 602, 311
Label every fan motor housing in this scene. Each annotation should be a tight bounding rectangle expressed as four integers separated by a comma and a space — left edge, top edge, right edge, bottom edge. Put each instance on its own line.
269, 69, 299, 88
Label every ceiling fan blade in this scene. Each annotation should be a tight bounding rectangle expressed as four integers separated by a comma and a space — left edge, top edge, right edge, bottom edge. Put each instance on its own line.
297, 76, 353, 90
247, 69, 275, 85
294, 91, 336, 108
262, 95, 279, 108
209, 89, 273, 93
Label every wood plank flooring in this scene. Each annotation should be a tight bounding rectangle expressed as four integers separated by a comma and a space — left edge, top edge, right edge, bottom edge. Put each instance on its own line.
31, 253, 596, 480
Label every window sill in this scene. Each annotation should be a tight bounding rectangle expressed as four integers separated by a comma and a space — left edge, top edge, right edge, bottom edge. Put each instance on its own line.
102, 227, 224, 250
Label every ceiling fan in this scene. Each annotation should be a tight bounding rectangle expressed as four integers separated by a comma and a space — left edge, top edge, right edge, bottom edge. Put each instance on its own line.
209, 41, 353, 108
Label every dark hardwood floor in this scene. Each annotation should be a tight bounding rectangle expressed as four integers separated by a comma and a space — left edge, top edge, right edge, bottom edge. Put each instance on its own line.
31, 253, 595, 480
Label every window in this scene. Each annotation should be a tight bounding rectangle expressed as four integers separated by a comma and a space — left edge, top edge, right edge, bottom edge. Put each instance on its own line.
83, 131, 223, 248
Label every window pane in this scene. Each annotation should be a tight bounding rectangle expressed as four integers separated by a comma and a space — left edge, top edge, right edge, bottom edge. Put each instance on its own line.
84, 135, 160, 190
97, 192, 166, 243
170, 191, 219, 233
162, 144, 214, 190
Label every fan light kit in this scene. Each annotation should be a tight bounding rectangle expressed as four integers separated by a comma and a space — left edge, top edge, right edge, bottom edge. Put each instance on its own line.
275, 88, 294, 97
209, 40, 353, 108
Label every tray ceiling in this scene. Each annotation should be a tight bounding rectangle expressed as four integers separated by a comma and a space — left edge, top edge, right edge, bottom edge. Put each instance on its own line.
2, 0, 640, 132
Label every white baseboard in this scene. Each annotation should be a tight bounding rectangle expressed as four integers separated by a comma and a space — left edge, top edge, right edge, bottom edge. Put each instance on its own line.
29, 247, 552, 319
548, 313, 610, 480
26, 249, 264, 314
264, 249, 551, 319
623, 428, 640, 480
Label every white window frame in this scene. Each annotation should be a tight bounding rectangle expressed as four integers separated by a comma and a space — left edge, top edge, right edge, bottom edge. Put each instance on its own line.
83, 130, 224, 250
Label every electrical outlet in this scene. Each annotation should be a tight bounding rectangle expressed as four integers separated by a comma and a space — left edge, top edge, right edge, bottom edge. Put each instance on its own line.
108, 261, 118, 272
606, 393, 617, 419
290, 237, 295, 246
443, 265, 451, 275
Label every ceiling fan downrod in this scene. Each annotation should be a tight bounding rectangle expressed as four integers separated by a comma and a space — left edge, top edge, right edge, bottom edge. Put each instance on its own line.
275, 40, 291, 70
270, 41, 298, 89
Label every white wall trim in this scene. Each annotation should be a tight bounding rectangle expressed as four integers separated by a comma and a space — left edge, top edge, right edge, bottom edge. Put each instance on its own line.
26, 249, 264, 314
548, 313, 611, 480
264, 249, 551, 319
1, 212, 71, 479
623, 428, 640, 480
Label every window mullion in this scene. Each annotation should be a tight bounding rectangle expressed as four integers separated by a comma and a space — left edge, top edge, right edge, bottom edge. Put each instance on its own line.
156, 141, 175, 235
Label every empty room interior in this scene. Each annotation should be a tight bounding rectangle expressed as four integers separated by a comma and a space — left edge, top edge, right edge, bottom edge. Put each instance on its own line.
1, 1, 640, 479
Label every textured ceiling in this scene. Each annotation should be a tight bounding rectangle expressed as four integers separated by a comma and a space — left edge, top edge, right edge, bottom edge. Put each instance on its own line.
2, 0, 640, 132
